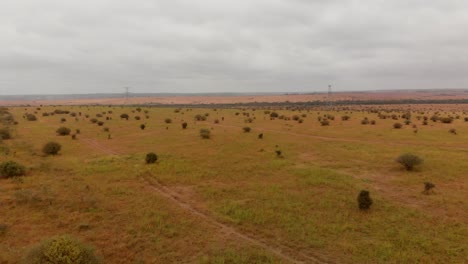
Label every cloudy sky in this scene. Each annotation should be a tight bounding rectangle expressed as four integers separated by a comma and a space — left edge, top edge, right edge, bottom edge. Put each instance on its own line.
1, 0, 467, 95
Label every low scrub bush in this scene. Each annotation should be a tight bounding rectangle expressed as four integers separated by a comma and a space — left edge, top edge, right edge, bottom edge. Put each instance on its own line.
200, 128, 211, 139
396, 153, 423, 171
56, 127, 71, 136
0, 161, 26, 178
145, 152, 158, 164
24, 235, 100, 264
43, 142, 62, 155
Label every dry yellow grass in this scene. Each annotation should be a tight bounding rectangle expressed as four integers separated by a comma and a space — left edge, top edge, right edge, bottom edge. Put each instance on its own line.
1, 105, 467, 263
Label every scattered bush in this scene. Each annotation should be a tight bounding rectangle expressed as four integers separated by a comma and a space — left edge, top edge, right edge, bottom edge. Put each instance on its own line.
243, 127, 251, 133
90, 118, 98, 124
393, 123, 402, 129
396, 153, 423, 171
24, 235, 100, 264
258, 133, 263, 139
120, 113, 129, 120
0, 161, 26, 178
423, 182, 435, 194
97, 121, 104, 126
449, 128, 457, 134
182, 122, 188, 129
341, 115, 350, 121
56, 127, 71, 136
140, 124, 146, 130
42, 142, 62, 155
357, 190, 373, 210
145, 152, 158, 164
440, 117, 453, 124
164, 118, 172, 124
0, 128, 11, 140
320, 119, 330, 126
25, 113, 37, 121
200, 129, 211, 139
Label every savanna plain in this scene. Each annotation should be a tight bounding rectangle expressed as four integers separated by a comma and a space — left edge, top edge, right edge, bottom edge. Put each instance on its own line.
0, 103, 467, 263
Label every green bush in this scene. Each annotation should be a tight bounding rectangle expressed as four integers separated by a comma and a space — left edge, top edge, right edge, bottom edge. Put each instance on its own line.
396, 153, 423, 171
357, 190, 373, 210
24, 235, 100, 264
0, 161, 26, 178
42, 142, 62, 155
200, 128, 211, 139
145, 152, 158, 164
56, 127, 71, 136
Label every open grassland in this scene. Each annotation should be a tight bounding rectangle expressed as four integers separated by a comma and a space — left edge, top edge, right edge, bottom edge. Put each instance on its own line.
1, 105, 467, 263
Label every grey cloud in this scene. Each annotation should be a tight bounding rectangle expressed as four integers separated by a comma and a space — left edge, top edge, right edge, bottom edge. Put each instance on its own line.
1, 0, 467, 95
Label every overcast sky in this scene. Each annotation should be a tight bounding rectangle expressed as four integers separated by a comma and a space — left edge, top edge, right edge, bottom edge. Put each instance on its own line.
1, 0, 467, 95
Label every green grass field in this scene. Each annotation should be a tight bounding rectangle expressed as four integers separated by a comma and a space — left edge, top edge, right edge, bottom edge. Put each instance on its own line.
1, 105, 467, 263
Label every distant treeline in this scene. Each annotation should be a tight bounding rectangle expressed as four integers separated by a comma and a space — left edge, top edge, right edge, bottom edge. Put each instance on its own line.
139, 98, 468, 108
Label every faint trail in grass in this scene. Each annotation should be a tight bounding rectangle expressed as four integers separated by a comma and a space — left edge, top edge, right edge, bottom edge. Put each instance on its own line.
80, 138, 120, 155
142, 173, 330, 264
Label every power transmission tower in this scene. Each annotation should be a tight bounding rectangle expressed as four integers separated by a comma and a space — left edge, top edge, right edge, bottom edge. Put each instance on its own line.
124, 87, 129, 104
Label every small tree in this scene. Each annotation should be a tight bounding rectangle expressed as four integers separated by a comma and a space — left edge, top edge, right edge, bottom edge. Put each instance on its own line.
357, 190, 373, 210
396, 153, 423, 171
145, 152, 158, 164
0, 161, 26, 178
56, 127, 71, 136
42, 142, 62, 155
200, 128, 211, 139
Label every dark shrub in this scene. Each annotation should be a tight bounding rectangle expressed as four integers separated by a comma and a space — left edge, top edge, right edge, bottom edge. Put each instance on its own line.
120, 113, 129, 120
258, 133, 263, 139
270, 112, 279, 118
90, 118, 98, 124
464, 117, 468, 122
97, 121, 104, 126
145, 152, 158, 164
357, 190, 373, 210
164, 118, 172, 124
42, 142, 62, 155
243, 127, 251, 133
0, 161, 26, 178
370, 120, 376, 125
76, 129, 81, 134
393, 123, 402, 129
361, 118, 369, 125
423, 182, 435, 194
25, 113, 37, 121
0, 128, 11, 140
440, 117, 453, 124
182, 122, 188, 129
200, 128, 211, 139
195, 114, 206, 121
396, 153, 423, 171
341, 115, 350, 121
61, 118, 66, 123
135, 116, 141, 120
24, 235, 100, 264
449, 128, 457, 134
56, 127, 71, 136
275, 150, 282, 157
